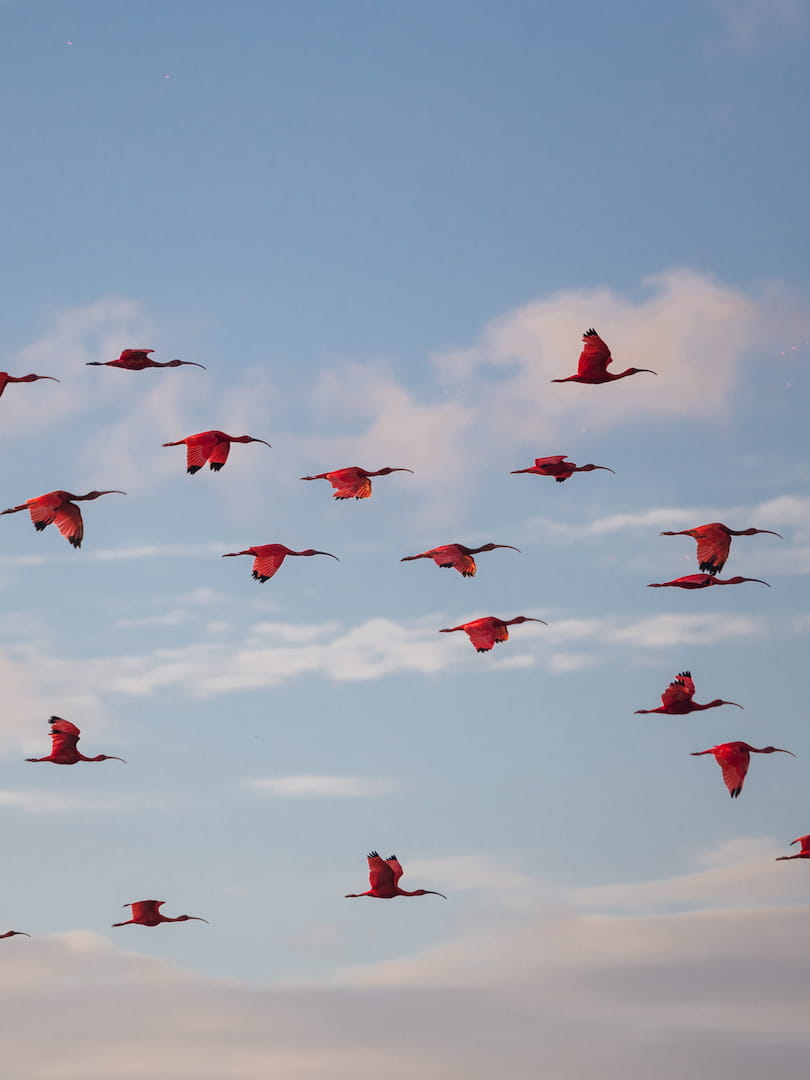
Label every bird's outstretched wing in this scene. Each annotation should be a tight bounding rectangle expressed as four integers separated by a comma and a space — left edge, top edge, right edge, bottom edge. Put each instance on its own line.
385, 856, 404, 885
367, 852, 395, 891
695, 528, 729, 575
54, 503, 83, 548
49, 718, 81, 755
577, 329, 612, 378
252, 551, 287, 582
208, 439, 232, 472
119, 349, 153, 363
534, 455, 568, 467
330, 471, 371, 499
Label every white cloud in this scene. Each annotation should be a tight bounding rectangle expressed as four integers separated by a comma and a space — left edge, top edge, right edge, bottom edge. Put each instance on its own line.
244, 775, 398, 798
297, 271, 806, 520
3, 848, 810, 1077
0, 789, 138, 813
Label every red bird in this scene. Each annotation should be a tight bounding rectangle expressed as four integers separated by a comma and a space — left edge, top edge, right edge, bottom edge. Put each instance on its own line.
691, 741, 795, 798
222, 543, 339, 582
511, 455, 615, 482
776, 835, 810, 861
26, 717, 126, 765
551, 329, 656, 384
400, 542, 520, 578
1, 489, 126, 548
113, 900, 209, 927
439, 615, 547, 652
87, 348, 205, 371
300, 466, 413, 500
0, 371, 60, 398
163, 431, 271, 473
660, 522, 782, 575
345, 852, 446, 899
0, 931, 30, 940
647, 574, 770, 590
635, 670, 742, 714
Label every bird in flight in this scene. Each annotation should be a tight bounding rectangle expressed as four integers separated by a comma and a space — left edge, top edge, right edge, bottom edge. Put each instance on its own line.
511, 455, 615, 482
1, 489, 126, 548
112, 901, 209, 927
551, 329, 656, 384
400, 542, 519, 578
163, 431, 271, 473
26, 717, 126, 765
301, 466, 414, 500
0, 371, 60, 398
439, 615, 547, 652
222, 543, 339, 582
0, 930, 30, 940
691, 741, 795, 798
345, 852, 446, 899
659, 522, 782, 575
634, 671, 742, 714
87, 348, 205, 370
776, 835, 810, 861
647, 574, 770, 590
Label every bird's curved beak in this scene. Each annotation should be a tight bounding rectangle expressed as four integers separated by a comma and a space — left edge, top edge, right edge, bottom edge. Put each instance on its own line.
597, 466, 616, 474
498, 545, 521, 552
315, 551, 339, 560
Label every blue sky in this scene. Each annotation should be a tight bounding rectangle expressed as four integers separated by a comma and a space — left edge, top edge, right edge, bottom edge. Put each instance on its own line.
1, 1, 810, 1077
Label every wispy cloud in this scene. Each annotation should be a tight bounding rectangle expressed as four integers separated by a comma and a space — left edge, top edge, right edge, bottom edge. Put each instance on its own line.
709, 0, 808, 52
244, 775, 399, 798
0, 789, 141, 814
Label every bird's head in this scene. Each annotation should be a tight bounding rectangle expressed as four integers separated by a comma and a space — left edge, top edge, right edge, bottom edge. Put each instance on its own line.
724, 576, 771, 587
728, 527, 783, 539
233, 436, 271, 447
410, 889, 447, 899
508, 616, 548, 626
79, 490, 127, 501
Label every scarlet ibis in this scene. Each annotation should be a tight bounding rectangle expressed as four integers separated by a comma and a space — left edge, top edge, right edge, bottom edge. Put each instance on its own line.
439, 615, 547, 652
112, 900, 209, 927
222, 543, 339, 582
511, 455, 615, 482
691, 741, 795, 798
660, 522, 782, 575
300, 466, 413, 500
647, 574, 770, 589
551, 329, 656, 384
87, 348, 205, 370
1, 489, 126, 548
776, 835, 810, 861
345, 852, 446, 899
162, 431, 271, 474
635, 671, 742, 715
400, 542, 520, 578
0, 931, 30, 939
26, 717, 126, 765
0, 372, 60, 398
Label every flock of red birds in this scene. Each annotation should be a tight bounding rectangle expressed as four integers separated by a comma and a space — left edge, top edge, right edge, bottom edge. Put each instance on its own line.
0, 331, 802, 939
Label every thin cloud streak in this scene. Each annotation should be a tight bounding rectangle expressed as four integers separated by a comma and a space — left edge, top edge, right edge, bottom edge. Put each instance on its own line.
244, 775, 399, 798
